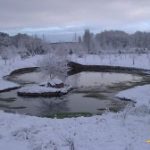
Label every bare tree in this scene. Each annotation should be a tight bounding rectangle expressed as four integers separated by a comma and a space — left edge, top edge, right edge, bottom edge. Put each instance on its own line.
39, 52, 69, 81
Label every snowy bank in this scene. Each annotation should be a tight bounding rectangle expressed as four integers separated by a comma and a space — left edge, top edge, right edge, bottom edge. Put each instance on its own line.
0, 80, 20, 93
116, 85, 150, 106
0, 55, 42, 78
0, 110, 150, 150
70, 53, 150, 70
0, 55, 42, 92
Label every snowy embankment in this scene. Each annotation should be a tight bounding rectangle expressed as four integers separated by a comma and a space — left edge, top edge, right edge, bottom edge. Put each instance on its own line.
0, 55, 42, 77
0, 55, 42, 91
0, 79, 20, 93
117, 85, 150, 106
0, 108, 150, 150
71, 53, 150, 70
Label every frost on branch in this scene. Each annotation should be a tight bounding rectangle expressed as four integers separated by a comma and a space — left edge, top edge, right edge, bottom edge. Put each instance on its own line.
39, 53, 69, 81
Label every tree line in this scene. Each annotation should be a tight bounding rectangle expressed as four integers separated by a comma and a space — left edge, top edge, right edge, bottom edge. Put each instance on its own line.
82, 30, 150, 54
1, 29, 150, 60
0, 32, 49, 58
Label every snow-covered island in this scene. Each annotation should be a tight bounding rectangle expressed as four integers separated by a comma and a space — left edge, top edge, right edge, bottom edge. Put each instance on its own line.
18, 78, 71, 97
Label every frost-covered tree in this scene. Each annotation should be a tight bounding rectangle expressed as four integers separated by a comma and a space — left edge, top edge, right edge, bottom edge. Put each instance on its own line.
54, 43, 68, 58
83, 29, 93, 53
1, 46, 18, 64
95, 30, 130, 51
12, 33, 49, 56
39, 52, 69, 81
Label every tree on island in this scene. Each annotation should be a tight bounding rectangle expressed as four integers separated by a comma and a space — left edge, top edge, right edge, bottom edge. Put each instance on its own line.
39, 51, 69, 82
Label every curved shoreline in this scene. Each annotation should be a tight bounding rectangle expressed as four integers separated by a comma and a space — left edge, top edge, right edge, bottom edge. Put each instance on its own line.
0, 86, 21, 93
8, 67, 39, 76
2, 62, 150, 93
68, 61, 150, 75
4, 61, 150, 79
17, 90, 66, 97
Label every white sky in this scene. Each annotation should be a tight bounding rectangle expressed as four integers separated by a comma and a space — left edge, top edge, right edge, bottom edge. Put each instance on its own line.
0, 0, 150, 34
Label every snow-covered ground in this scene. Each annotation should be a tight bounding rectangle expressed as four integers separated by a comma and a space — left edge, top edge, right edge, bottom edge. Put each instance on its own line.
0, 55, 41, 78
71, 53, 150, 70
18, 85, 70, 95
117, 85, 150, 106
0, 107, 150, 150
0, 55, 42, 91
0, 79, 20, 92
0, 54, 150, 150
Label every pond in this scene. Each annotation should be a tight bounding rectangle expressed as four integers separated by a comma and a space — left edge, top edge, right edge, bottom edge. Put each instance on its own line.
0, 71, 146, 117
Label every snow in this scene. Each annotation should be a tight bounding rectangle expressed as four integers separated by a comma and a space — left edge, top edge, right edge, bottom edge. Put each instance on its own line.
40, 78, 63, 86
70, 53, 150, 70
0, 55, 42, 78
0, 140, 29, 150
52, 77, 63, 85
0, 80, 20, 92
18, 85, 69, 94
0, 55, 42, 91
116, 85, 150, 106
0, 109, 150, 150
0, 54, 150, 149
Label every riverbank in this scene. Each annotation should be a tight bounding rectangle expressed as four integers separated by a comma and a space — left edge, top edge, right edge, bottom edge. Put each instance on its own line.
70, 53, 150, 70
0, 55, 42, 92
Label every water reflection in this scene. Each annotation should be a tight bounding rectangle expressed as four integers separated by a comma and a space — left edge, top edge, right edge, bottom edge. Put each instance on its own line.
0, 71, 143, 117
67, 72, 142, 88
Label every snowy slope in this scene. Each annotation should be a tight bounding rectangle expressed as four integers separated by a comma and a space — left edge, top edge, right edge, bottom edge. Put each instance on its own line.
0, 79, 20, 92
70, 53, 150, 70
0, 55, 42, 78
117, 85, 150, 106
0, 110, 150, 150
0, 55, 42, 91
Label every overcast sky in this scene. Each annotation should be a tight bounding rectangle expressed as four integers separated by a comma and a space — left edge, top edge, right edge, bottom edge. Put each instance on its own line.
0, 0, 150, 35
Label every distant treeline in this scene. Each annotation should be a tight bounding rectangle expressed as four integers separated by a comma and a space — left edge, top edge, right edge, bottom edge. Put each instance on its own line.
0, 30, 150, 58
0, 32, 48, 57
82, 30, 150, 53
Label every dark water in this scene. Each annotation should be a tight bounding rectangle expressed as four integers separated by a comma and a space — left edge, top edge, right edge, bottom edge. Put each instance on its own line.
0, 71, 143, 117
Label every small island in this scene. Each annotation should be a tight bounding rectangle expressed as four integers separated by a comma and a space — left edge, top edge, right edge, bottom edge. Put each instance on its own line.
17, 78, 72, 97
